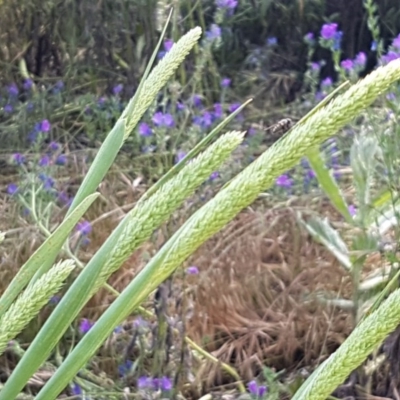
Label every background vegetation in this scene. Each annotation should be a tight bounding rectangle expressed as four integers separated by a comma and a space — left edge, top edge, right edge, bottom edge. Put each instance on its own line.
1, 0, 400, 399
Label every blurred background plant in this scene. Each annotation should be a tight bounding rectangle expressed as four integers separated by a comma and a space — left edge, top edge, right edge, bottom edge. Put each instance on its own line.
2, 0, 400, 399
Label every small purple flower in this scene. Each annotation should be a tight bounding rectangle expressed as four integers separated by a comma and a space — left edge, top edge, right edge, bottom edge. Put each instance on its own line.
221, 77, 231, 88
40, 119, 51, 132
48, 141, 60, 152
55, 80, 64, 90
55, 154, 67, 166
71, 383, 82, 395
4, 104, 13, 114
7, 83, 19, 97
332, 31, 343, 51
206, 24, 222, 41
138, 122, 153, 137
202, 111, 213, 128
98, 96, 107, 107
42, 175, 55, 191
12, 153, 25, 165
164, 39, 174, 51
186, 266, 199, 275
79, 318, 93, 334
137, 376, 153, 390
348, 204, 357, 216
213, 103, 223, 119
38, 155, 50, 167
49, 296, 60, 305
175, 150, 187, 164
26, 102, 34, 112
118, 360, 132, 377
57, 191, 70, 205
276, 174, 292, 188
386, 92, 396, 101
160, 377, 172, 391
354, 51, 367, 67
311, 62, 320, 71
247, 380, 268, 397
76, 220, 92, 236
210, 171, 219, 180
163, 113, 175, 128
320, 23, 338, 40
23, 79, 33, 91
371, 40, 377, 51
216, 0, 238, 9
321, 77, 333, 88
340, 59, 353, 71
392, 34, 400, 50
192, 94, 203, 108
381, 51, 400, 64
266, 36, 277, 46
152, 111, 164, 126
7, 183, 18, 195
229, 102, 241, 113
112, 84, 123, 96
304, 32, 315, 44
176, 102, 185, 111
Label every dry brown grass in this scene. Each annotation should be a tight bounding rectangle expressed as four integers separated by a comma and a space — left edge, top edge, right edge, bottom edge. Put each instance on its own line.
185, 205, 354, 386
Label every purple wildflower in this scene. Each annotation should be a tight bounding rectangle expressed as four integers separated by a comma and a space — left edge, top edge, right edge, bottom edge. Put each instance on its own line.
40, 119, 51, 132
340, 59, 353, 71
247, 380, 268, 397
112, 84, 123, 96
76, 220, 92, 236
57, 191, 70, 205
38, 155, 50, 167
214, 103, 223, 119
392, 34, 400, 50
79, 318, 93, 334
137, 376, 153, 390
206, 24, 222, 40
175, 150, 186, 164
186, 266, 199, 275
276, 174, 292, 188
332, 31, 343, 51
210, 171, 220, 180
381, 51, 400, 64
304, 32, 315, 44
138, 122, 153, 137
192, 94, 203, 108
320, 23, 338, 40
71, 383, 82, 395
160, 377, 172, 391
12, 153, 25, 165
266, 36, 278, 46
49, 296, 60, 305
55, 154, 67, 166
354, 52, 367, 67
163, 113, 175, 128
202, 111, 213, 128
7, 83, 19, 97
221, 77, 231, 88
55, 80, 64, 90
371, 40, 377, 51
164, 39, 174, 51
348, 204, 357, 216
216, 0, 238, 9
7, 183, 18, 195
311, 62, 320, 71
176, 102, 185, 111
229, 102, 241, 113
321, 77, 333, 88
4, 104, 13, 114
48, 141, 60, 152
118, 360, 132, 377
23, 79, 33, 91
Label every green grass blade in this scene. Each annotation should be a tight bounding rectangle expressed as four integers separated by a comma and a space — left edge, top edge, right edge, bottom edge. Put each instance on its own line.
0, 193, 99, 318
65, 119, 125, 217
307, 147, 352, 222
